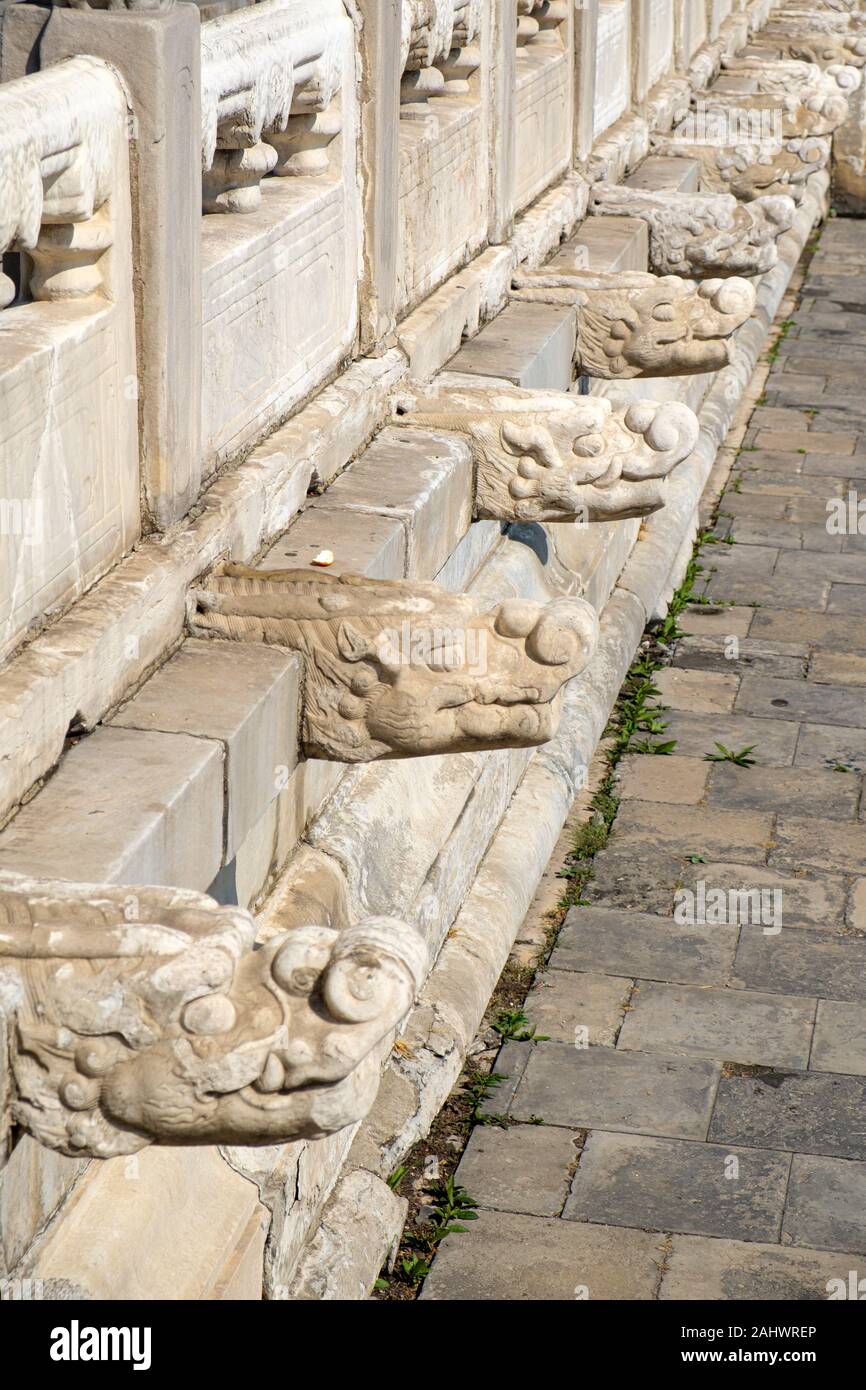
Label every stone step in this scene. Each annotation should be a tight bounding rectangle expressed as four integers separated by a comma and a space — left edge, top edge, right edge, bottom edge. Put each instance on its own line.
444, 300, 577, 391
0, 725, 224, 889
553, 215, 649, 273
263, 427, 473, 581
625, 154, 701, 194
110, 638, 301, 864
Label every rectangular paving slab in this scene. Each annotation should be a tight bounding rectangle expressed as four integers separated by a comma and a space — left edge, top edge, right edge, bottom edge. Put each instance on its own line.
660, 1234, 856, 1300
555, 906, 739, 984
564, 1131, 790, 1242
783, 1154, 866, 1255
420, 1210, 665, 1301
524, 968, 631, 1046
770, 816, 866, 876
677, 861, 848, 932
453, 1125, 581, 1218
811, 1000, 866, 1077
733, 927, 866, 1004
672, 635, 807, 681
508, 1043, 720, 1138
704, 761, 859, 820
661, 711, 799, 765
617, 982, 816, 1070
709, 1069, 866, 1160
750, 609, 866, 652
611, 801, 773, 863
792, 721, 866, 773
735, 674, 866, 729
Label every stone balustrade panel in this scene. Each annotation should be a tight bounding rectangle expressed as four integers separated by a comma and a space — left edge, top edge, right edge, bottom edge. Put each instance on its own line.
199, 0, 361, 467
0, 56, 138, 664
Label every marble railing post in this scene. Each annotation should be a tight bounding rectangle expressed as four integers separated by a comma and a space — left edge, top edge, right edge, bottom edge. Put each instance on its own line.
574, 0, 599, 163
355, 0, 402, 350
28, 2, 204, 533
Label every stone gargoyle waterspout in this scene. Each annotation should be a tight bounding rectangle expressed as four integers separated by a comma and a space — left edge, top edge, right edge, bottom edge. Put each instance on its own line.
0, 872, 427, 1159
189, 567, 600, 762
394, 382, 700, 519
589, 184, 795, 278
701, 57, 860, 139
508, 268, 756, 377
651, 132, 831, 203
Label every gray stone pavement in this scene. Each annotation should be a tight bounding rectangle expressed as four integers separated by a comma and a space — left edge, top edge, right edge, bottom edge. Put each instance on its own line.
423, 221, 866, 1301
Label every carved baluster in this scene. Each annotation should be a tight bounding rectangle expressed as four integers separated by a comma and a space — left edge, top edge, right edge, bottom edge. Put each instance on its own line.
202, 122, 277, 214
437, 0, 482, 93
517, 0, 539, 46
268, 107, 342, 176
0, 263, 16, 310
28, 209, 113, 301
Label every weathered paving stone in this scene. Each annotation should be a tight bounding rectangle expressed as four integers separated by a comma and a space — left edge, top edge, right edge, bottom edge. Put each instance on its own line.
775, 551, 866, 587
810, 651, 866, 686
554, 906, 739, 984
615, 753, 709, 805
476, 1041, 532, 1119
524, 969, 631, 1046
617, 982, 815, 1070
755, 430, 856, 456
509, 1043, 719, 1138
660, 1235, 855, 1300
677, 862, 848, 932
792, 722, 866, 773
611, 802, 772, 863
453, 1125, 580, 1217
735, 674, 866, 730
731, 449, 805, 474
828, 583, 866, 614
564, 1132, 790, 1242
733, 927, 866, 1004
770, 817, 866, 876
811, 1001, 866, 1077
654, 668, 739, 715
661, 712, 799, 765
698, 543, 779, 577
750, 609, 866, 653
700, 570, 830, 610
673, 635, 807, 681
714, 492, 788, 521
705, 762, 859, 821
678, 605, 753, 637
709, 1071, 866, 1160
585, 844, 697, 915
420, 1210, 665, 1301
727, 521, 843, 554
783, 1154, 866, 1255
851, 880, 866, 931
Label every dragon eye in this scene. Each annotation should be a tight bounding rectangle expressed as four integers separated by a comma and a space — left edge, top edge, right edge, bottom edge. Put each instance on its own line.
652, 303, 676, 322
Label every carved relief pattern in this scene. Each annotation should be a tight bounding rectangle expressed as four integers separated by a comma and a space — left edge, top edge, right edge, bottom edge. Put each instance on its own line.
190, 567, 600, 762
1, 871, 427, 1157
